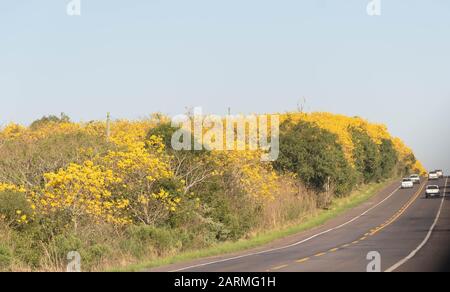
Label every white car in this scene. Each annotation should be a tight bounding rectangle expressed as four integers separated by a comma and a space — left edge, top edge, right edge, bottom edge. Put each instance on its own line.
401, 178, 414, 189
425, 185, 440, 198
428, 172, 439, 180
436, 170, 444, 178
409, 174, 421, 184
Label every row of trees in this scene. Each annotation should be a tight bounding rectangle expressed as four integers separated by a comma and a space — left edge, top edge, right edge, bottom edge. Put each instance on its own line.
274, 119, 413, 200
0, 112, 421, 271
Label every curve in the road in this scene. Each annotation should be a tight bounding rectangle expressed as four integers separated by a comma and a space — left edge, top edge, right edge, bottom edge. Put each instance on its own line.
170, 181, 406, 272
267, 181, 426, 271
159, 177, 449, 272
385, 177, 448, 272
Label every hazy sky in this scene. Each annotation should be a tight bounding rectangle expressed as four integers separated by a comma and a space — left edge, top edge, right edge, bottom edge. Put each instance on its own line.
1, 0, 449, 172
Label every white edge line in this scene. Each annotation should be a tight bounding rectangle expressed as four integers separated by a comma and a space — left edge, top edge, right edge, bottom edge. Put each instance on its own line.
385, 177, 448, 272
170, 183, 402, 272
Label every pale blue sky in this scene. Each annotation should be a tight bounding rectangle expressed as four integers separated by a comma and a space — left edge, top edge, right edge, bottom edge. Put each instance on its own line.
1, 0, 449, 171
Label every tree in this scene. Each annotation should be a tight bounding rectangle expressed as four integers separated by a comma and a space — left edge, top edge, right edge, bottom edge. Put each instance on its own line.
30, 113, 71, 130
379, 139, 399, 178
274, 121, 356, 197
146, 123, 215, 196
350, 127, 382, 183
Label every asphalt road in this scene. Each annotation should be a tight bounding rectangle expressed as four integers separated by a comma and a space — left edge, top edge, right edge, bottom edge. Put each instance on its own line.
152, 177, 450, 272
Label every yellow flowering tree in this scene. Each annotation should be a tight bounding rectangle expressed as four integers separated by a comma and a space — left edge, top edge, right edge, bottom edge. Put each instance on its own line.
39, 161, 130, 228
102, 135, 183, 225
280, 112, 426, 174
213, 151, 279, 201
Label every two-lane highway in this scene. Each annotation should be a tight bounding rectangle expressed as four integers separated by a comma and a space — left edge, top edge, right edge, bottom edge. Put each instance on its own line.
152, 177, 450, 272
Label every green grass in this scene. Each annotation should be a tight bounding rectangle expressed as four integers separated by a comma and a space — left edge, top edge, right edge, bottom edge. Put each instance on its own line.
110, 179, 396, 272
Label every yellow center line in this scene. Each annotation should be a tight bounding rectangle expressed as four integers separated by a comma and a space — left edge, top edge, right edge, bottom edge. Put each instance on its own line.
370, 182, 425, 236
296, 257, 310, 263
272, 264, 288, 271
294, 181, 426, 267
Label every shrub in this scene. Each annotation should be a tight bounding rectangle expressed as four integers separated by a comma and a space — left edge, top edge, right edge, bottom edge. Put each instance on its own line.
0, 244, 12, 270
146, 122, 178, 150
127, 225, 181, 255
80, 244, 112, 270
10, 229, 43, 268
0, 191, 33, 229
202, 185, 261, 240
0, 131, 111, 186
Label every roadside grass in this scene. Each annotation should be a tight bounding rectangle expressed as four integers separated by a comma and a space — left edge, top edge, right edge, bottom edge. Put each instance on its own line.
110, 179, 397, 272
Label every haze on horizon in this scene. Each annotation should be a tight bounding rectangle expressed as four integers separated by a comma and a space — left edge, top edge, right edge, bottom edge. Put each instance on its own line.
1, 1, 449, 172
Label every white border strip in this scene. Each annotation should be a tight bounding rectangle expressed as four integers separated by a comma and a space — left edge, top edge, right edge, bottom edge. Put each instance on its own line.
385, 177, 448, 272
171, 184, 401, 272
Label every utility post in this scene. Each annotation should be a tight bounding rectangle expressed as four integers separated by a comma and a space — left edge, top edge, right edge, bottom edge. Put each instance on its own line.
325, 176, 331, 207
326, 176, 331, 196
106, 112, 111, 142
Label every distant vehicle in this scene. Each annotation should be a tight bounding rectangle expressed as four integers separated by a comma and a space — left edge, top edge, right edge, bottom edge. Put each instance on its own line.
425, 185, 440, 198
409, 174, 421, 184
401, 178, 414, 189
428, 172, 439, 180
435, 170, 444, 178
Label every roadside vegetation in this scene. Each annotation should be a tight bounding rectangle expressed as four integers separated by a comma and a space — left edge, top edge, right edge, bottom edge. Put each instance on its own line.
0, 112, 424, 271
